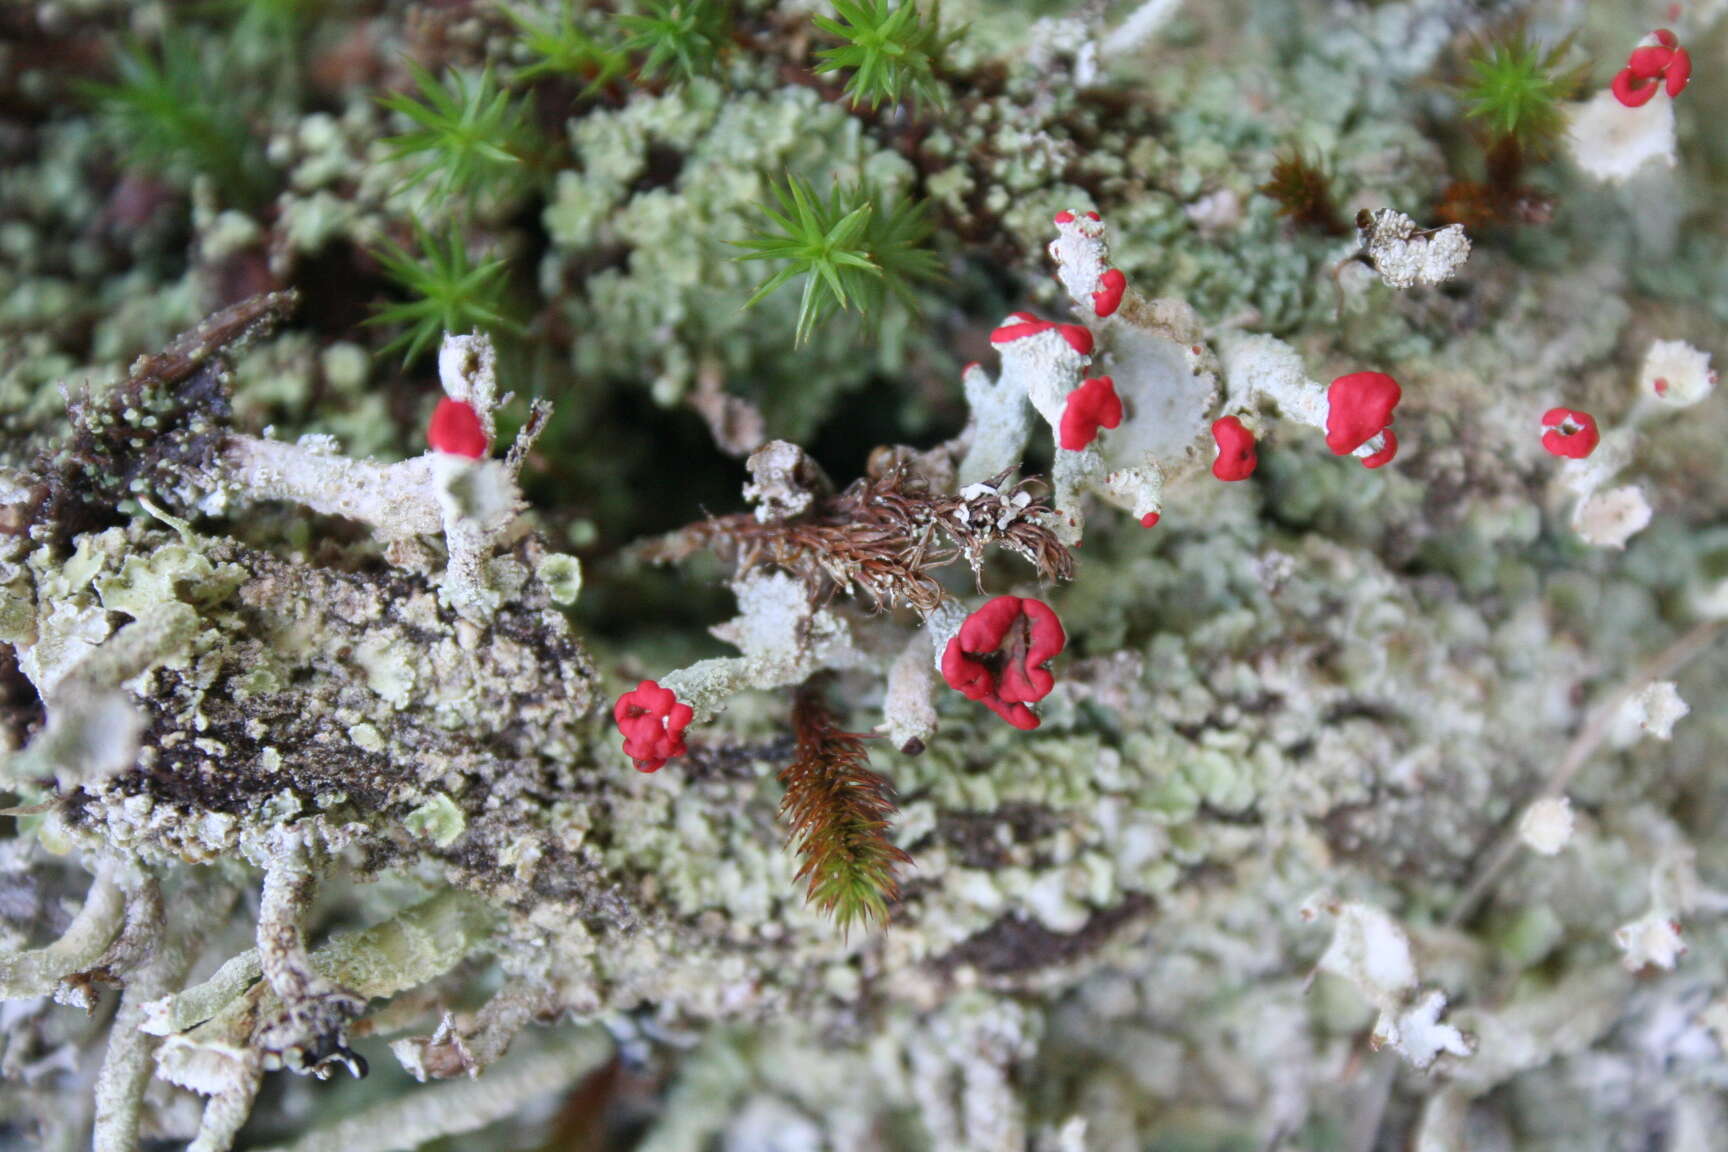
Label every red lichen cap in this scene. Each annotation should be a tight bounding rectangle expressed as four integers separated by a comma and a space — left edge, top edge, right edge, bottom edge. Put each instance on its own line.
940, 596, 1067, 731
1059, 376, 1124, 451
1540, 407, 1600, 459
1092, 269, 1127, 318
1211, 416, 1257, 481
1325, 372, 1402, 465
1613, 29, 1691, 106
1666, 46, 1692, 97
1361, 429, 1398, 470
990, 311, 1095, 356
428, 397, 489, 458
1139, 511, 1161, 528
614, 679, 694, 773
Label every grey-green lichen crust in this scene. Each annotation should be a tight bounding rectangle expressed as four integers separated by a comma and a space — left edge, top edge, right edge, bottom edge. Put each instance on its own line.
6, 319, 1725, 1150
14, 526, 593, 870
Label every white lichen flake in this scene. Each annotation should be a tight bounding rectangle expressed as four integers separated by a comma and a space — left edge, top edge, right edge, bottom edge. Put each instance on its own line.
1622, 681, 1691, 742
1571, 485, 1653, 550
1374, 990, 1474, 1072
1518, 796, 1575, 856
1355, 209, 1472, 289
1641, 339, 1717, 407
1615, 913, 1688, 972
1303, 897, 1474, 1071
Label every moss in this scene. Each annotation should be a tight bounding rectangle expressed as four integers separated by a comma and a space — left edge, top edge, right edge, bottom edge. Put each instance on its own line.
544, 83, 922, 438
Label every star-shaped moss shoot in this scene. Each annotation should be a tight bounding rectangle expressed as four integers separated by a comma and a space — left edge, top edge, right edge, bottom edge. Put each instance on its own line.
379, 61, 534, 199
617, 0, 729, 83
84, 31, 270, 208
502, 2, 630, 90
813, 0, 958, 112
1460, 31, 1586, 152
367, 225, 521, 366
735, 174, 938, 345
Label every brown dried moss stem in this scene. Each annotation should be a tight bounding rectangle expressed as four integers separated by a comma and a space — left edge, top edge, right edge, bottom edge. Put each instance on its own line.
779, 684, 911, 935
642, 468, 1074, 614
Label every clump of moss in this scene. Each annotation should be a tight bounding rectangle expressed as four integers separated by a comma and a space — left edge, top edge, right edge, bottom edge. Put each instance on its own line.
734, 174, 938, 344
813, 0, 959, 112
1437, 29, 1586, 230
618, 0, 731, 83
367, 225, 521, 365
379, 62, 538, 200
779, 686, 910, 935
1459, 30, 1585, 154
85, 30, 272, 208
1259, 148, 1348, 236
503, 2, 630, 89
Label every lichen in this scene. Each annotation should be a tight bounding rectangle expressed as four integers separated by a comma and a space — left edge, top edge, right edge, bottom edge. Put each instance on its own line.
1, 2, 1726, 1150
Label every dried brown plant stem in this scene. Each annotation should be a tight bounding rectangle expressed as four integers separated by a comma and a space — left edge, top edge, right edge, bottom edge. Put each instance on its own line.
642, 468, 1074, 615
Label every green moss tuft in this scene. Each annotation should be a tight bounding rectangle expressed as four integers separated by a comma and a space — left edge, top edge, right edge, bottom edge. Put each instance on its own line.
618, 0, 730, 83
367, 224, 521, 365
1459, 31, 1586, 152
734, 175, 937, 345
85, 31, 271, 207
813, 0, 959, 112
379, 62, 536, 200
503, 2, 630, 89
